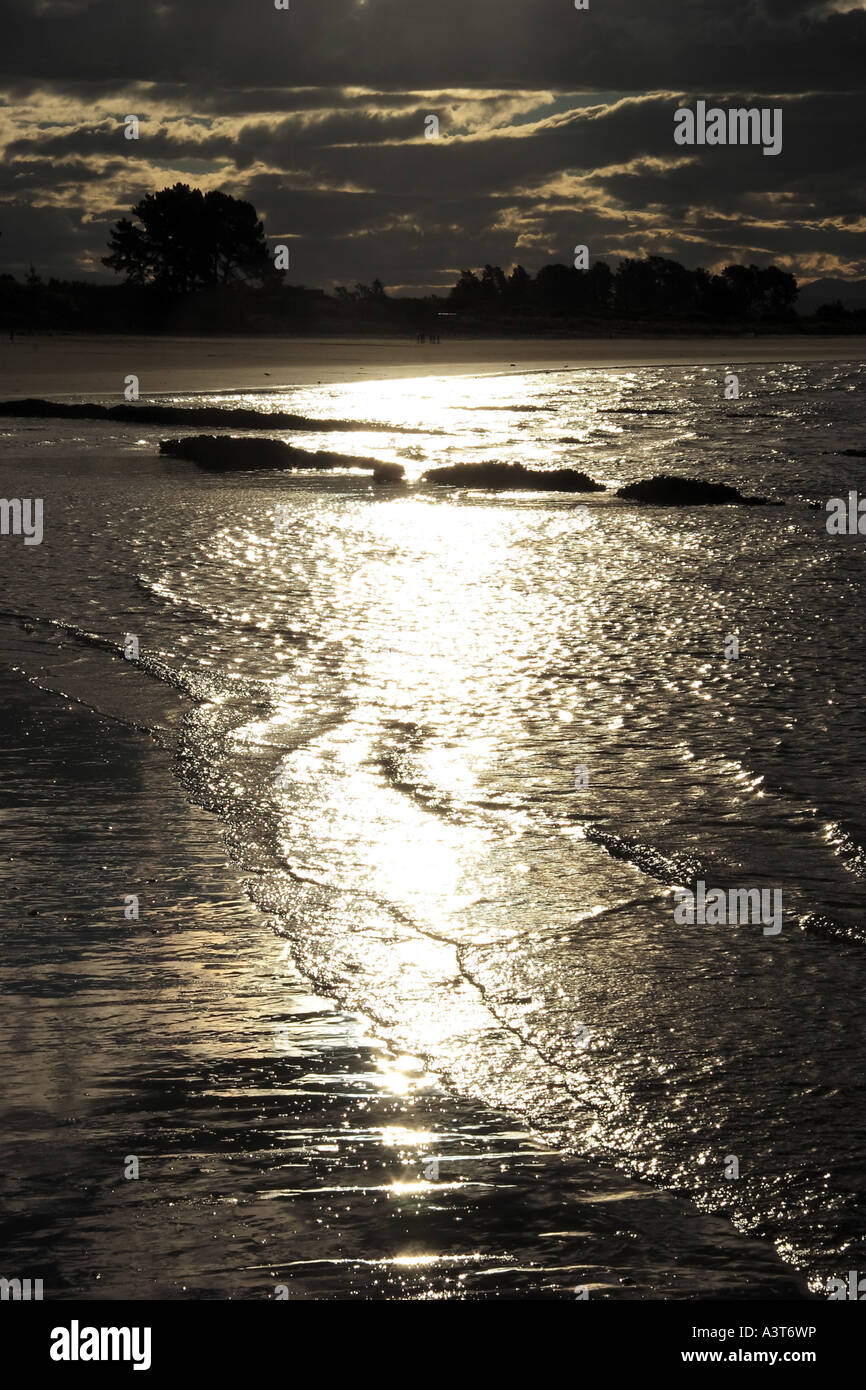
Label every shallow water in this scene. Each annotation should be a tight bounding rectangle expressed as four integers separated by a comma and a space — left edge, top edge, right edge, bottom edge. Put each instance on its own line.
2, 359, 865, 1294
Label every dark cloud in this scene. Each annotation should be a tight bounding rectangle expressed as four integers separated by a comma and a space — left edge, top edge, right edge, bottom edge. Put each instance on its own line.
0, 0, 863, 287
2, 0, 865, 90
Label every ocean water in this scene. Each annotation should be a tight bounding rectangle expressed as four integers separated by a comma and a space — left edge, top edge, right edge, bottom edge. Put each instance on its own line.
2, 358, 866, 1295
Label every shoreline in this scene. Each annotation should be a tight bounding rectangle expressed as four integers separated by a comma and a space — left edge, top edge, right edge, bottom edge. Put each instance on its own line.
1, 332, 863, 397
0, 662, 809, 1300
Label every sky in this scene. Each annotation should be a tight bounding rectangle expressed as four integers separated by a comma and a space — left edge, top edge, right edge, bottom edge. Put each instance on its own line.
0, 0, 864, 294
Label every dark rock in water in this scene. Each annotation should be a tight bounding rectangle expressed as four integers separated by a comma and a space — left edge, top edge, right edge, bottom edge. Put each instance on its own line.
161, 435, 298, 469
159, 435, 404, 479
371, 461, 406, 483
0, 397, 399, 433
422, 461, 605, 492
615, 474, 780, 506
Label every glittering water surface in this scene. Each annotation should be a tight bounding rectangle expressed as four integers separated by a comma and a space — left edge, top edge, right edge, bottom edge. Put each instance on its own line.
2, 359, 866, 1293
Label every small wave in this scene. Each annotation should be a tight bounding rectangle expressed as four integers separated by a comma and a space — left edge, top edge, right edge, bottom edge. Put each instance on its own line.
0, 609, 195, 732
799, 912, 866, 945
603, 407, 678, 416
134, 571, 306, 640
580, 823, 704, 887
823, 819, 866, 879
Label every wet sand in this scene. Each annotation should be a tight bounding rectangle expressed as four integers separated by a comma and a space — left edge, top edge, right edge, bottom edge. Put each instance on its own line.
0, 665, 807, 1300
0, 332, 863, 398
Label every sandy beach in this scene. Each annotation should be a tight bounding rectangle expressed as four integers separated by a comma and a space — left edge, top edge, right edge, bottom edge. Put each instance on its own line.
0, 333, 863, 398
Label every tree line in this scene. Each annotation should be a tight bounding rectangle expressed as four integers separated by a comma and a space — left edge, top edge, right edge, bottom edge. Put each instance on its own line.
450, 258, 799, 323
0, 183, 859, 335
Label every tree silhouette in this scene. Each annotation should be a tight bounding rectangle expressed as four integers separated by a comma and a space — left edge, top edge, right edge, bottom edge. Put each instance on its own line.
448, 255, 797, 322
103, 184, 274, 294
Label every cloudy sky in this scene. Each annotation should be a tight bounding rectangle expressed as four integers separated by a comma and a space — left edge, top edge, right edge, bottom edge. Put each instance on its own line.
1, 0, 864, 293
